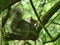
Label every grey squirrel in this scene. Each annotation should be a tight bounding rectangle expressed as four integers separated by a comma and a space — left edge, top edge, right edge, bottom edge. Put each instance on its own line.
10, 9, 38, 32
16, 17, 38, 30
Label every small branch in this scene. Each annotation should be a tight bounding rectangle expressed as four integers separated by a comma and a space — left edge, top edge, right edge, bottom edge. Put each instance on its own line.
30, 0, 40, 21
43, 33, 60, 44
43, 27, 53, 39
52, 22, 60, 25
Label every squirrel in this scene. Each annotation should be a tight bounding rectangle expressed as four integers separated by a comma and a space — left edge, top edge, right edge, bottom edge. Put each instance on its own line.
17, 17, 38, 30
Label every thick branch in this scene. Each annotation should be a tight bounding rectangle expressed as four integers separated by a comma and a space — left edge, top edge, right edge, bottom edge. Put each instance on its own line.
37, 1, 60, 33
41, 1, 60, 25
46, 13, 60, 27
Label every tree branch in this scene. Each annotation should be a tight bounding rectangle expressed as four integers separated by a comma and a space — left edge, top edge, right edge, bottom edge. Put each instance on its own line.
41, 1, 60, 25
52, 22, 60, 25
46, 13, 60, 27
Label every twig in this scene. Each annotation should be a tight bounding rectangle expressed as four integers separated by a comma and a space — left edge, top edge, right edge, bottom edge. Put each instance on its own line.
52, 22, 60, 25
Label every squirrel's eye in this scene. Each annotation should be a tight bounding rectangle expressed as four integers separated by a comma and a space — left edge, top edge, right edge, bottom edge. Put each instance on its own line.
34, 23, 37, 27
